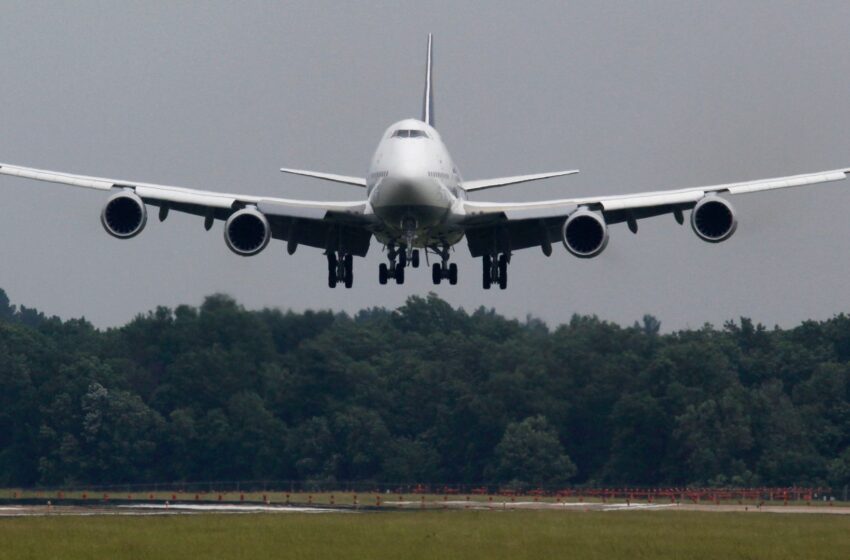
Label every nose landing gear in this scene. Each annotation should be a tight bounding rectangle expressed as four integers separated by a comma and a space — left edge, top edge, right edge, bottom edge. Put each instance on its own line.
327, 252, 354, 288
401, 218, 419, 268
378, 245, 419, 285
482, 253, 508, 290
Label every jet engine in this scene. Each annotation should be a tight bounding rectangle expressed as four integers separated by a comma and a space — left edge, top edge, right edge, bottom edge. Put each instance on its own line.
691, 195, 737, 243
224, 207, 271, 256
101, 190, 147, 239
562, 208, 609, 258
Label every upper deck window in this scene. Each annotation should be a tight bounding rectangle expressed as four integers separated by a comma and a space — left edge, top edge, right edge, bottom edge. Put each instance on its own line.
392, 129, 429, 139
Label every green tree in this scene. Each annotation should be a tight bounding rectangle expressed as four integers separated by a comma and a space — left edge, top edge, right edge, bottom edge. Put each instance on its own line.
489, 415, 576, 487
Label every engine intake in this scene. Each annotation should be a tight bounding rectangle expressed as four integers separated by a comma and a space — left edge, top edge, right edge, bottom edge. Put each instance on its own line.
562, 208, 609, 258
691, 195, 736, 243
101, 191, 147, 239
224, 207, 271, 256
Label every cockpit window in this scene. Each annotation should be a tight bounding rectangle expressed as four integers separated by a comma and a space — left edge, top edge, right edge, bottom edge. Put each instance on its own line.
392, 129, 429, 139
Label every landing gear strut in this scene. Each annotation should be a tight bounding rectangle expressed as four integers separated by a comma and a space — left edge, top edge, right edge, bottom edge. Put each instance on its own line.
431, 245, 457, 285
402, 218, 419, 268
482, 253, 508, 290
327, 251, 354, 289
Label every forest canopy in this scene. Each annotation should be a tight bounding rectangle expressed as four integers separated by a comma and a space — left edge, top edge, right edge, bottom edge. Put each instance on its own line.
0, 289, 848, 490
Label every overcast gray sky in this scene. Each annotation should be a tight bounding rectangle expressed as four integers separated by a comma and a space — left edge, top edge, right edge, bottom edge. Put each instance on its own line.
2, 0, 850, 331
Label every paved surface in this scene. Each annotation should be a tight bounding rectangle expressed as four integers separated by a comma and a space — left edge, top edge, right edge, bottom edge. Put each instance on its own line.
677, 504, 850, 515
0, 504, 349, 516
1, 501, 848, 517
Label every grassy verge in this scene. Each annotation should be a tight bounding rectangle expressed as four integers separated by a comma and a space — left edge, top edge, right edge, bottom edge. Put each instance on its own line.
0, 510, 848, 560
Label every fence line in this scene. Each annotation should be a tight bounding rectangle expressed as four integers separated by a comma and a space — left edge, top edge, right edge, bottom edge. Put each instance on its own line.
3, 481, 840, 505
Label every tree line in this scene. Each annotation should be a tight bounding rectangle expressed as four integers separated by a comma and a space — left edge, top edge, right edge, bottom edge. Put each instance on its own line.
0, 289, 848, 490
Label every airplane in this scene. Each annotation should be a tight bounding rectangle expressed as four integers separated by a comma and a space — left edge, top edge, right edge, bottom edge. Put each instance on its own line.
2, 34, 849, 290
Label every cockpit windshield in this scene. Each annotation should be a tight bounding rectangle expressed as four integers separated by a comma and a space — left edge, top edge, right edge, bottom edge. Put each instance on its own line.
392, 129, 429, 139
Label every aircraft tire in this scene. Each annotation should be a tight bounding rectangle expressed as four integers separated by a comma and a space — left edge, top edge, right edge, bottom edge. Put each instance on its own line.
449, 263, 458, 285
412, 250, 420, 268
483, 255, 491, 289
395, 263, 405, 284
379, 263, 388, 285
327, 253, 338, 288
432, 262, 442, 285
344, 254, 353, 288
498, 254, 508, 290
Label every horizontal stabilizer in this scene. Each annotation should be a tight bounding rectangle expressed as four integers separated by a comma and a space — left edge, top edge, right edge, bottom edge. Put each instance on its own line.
462, 170, 579, 192
280, 167, 366, 187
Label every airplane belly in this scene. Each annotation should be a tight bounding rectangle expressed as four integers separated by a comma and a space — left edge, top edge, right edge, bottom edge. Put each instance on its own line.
371, 178, 452, 230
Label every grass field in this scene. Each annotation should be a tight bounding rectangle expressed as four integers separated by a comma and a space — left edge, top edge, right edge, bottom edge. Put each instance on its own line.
0, 510, 848, 560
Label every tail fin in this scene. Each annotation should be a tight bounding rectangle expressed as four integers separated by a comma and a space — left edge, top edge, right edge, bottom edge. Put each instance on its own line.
422, 34, 434, 127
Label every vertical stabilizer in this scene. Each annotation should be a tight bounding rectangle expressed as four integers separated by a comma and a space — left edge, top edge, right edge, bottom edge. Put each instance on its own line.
422, 34, 434, 127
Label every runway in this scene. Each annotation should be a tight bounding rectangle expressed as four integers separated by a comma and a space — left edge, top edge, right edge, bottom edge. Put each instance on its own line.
0, 503, 350, 517
1, 501, 849, 516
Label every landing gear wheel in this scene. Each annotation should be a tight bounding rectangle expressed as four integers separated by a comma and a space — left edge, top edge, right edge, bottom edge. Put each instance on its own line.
395, 263, 405, 284
379, 263, 388, 285
482, 255, 492, 290
432, 262, 442, 285
327, 253, 338, 288
498, 254, 508, 290
343, 254, 353, 289
448, 263, 458, 285
398, 251, 407, 268
411, 249, 420, 268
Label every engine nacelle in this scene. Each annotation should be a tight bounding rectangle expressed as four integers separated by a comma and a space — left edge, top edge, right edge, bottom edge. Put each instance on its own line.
101, 190, 147, 239
224, 207, 271, 256
562, 208, 609, 258
691, 195, 737, 243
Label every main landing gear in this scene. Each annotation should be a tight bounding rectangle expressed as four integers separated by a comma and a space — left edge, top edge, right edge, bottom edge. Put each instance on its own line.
378, 246, 420, 285
327, 251, 354, 289
482, 253, 508, 290
431, 245, 457, 285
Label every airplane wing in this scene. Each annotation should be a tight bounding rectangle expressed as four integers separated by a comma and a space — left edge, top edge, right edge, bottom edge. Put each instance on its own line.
461, 167, 850, 256
462, 170, 579, 192
0, 162, 375, 255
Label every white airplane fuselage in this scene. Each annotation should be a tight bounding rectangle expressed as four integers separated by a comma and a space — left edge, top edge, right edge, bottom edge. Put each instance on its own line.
367, 118, 466, 249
